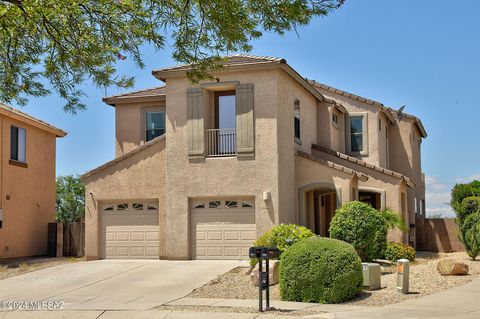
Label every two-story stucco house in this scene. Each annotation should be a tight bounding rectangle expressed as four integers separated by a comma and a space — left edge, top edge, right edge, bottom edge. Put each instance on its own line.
0, 104, 66, 259
83, 55, 427, 261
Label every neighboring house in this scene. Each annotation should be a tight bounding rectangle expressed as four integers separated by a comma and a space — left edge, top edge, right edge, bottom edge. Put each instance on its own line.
83, 55, 427, 261
0, 104, 66, 259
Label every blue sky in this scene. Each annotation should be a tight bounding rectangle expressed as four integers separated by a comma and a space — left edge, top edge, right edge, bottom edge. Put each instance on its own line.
12, 1, 480, 217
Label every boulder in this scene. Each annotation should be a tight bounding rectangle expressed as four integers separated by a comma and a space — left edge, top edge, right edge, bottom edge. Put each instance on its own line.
437, 259, 469, 276
250, 260, 280, 286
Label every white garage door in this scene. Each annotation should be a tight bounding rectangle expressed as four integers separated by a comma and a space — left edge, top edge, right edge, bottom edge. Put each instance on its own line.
191, 199, 256, 260
101, 201, 159, 259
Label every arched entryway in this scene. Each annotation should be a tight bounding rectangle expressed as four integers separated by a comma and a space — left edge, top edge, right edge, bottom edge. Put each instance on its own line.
298, 182, 342, 237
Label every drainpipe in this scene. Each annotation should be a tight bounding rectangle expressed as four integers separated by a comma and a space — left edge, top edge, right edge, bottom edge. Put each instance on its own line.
0, 115, 3, 211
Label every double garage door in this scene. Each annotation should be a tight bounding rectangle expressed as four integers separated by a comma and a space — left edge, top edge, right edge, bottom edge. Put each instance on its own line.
101, 201, 159, 259
100, 199, 256, 260
191, 199, 256, 260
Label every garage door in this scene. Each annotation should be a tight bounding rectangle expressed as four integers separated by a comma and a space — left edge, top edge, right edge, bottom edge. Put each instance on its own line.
101, 201, 159, 259
191, 199, 256, 260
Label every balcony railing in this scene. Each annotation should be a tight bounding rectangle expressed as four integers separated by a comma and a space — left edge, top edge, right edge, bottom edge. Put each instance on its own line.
206, 128, 236, 157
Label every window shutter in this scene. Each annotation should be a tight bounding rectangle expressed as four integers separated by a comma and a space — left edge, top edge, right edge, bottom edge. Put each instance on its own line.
186, 87, 205, 159
236, 83, 255, 157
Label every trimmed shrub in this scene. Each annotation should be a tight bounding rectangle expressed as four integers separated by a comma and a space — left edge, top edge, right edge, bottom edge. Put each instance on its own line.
329, 201, 388, 262
280, 237, 363, 304
384, 242, 416, 262
250, 224, 315, 266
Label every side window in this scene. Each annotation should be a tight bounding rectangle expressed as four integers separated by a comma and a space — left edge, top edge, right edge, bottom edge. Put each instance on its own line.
145, 111, 165, 142
294, 99, 300, 141
350, 116, 364, 152
10, 126, 26, 163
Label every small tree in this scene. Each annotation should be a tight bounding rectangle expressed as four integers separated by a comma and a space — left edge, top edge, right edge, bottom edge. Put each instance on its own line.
56, 175, 85, 223
329, 201, 388, 262
381, 209, 407, 233
451, 181, 480, 260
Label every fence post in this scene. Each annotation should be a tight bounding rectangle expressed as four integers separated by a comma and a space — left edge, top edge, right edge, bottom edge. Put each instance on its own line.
56, 223, 64, 257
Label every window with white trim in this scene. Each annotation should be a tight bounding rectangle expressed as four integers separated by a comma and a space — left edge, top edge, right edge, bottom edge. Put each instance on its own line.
10, 126, 26, 163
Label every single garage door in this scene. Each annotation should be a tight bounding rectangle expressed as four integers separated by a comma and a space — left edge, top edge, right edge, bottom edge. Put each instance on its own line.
191, 199, 256, 260
101, 201, 159, 259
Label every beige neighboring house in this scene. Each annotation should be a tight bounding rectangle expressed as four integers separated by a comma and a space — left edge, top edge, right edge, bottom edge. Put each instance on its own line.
0, 104, 66, 260
83, 55, 427, 261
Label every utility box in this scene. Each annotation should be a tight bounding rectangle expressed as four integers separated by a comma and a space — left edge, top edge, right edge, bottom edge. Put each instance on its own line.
362, 263, 381, 290
396, 259, 410, 294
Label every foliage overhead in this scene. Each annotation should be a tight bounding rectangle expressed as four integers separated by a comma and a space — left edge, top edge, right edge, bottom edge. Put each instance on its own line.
56, 175, 85, 223
329, 201, 388, 262
250, 223, 314, 266
280, 237, 363, 304
0, 0, 344, 113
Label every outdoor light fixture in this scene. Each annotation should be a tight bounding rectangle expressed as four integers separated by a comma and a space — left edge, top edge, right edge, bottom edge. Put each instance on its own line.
263, 191, 271, 202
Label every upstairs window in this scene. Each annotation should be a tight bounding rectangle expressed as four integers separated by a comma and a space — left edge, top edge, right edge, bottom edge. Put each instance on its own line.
294, 99, 301, 141
350, 116, 364, 152
145, 111, 165, 142
332, 113, 339, 127
10, 126, 26, 163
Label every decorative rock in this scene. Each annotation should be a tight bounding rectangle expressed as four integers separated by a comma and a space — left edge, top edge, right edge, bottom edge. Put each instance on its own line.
437, 259, 469, 276
250, 260, 280, 286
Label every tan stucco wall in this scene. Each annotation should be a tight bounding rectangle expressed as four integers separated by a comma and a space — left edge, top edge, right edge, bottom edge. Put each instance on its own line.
316, 88, 384, 166
0, 116, 57, 259
276, 70, 319, 225
115, 101, 166, 157
164, 68, 293, 259
83, 138, 166, 260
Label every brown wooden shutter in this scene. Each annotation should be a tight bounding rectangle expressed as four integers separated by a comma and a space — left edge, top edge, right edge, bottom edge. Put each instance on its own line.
236, 83, 254, 157
186, 87, 205, 159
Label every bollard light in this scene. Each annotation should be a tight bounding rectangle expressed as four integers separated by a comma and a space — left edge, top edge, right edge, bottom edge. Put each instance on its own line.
396, 258, 410, 294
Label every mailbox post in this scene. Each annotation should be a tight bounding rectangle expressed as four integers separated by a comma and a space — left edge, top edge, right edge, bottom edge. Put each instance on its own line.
249, 246, 279, 312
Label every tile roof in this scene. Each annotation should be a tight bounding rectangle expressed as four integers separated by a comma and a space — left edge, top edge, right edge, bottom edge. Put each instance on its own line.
153, 54, 286, 74
0, 103, 66, 137
297, 150, 369, 181
311, 144, 415, 188
103, 86, 166, 105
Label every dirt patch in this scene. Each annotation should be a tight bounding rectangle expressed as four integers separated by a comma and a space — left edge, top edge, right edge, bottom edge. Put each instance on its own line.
187, 252, 480, 307
0, 257, 85, 280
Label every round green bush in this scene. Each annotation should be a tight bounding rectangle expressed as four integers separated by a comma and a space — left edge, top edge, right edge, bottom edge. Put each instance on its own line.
250, 224, 314, 266
384, 242, 416, 262
329, 201, 388, 262
280, 237, 363, 304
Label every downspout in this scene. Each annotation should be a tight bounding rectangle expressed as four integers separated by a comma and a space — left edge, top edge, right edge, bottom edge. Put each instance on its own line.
0, 115, 3, 210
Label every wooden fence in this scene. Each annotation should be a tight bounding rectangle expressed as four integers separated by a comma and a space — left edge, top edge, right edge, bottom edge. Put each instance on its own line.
48, 222, 85, 257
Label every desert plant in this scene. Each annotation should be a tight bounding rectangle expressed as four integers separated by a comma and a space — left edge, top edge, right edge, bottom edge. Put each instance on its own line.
384, 242, 416, 262
280, 237, 363, 304
381, 209, 407, 233
329, 201, 388, 262
250, 224, 315, 266
459, 211, 480, 260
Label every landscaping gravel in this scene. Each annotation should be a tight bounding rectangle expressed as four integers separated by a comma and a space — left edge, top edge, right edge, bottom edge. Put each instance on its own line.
187, 252, 480, 307
0, 257, 84, 280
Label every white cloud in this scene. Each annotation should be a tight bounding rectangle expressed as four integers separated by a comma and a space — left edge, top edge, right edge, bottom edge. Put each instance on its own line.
425, 175, 454, 218
455, 174, 480, 183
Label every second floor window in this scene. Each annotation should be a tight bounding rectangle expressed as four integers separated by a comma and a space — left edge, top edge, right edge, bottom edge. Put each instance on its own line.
10, 125, 26, 163
294, 99, 300, 140
350, 116, 364, 152
145, 111, 165, 142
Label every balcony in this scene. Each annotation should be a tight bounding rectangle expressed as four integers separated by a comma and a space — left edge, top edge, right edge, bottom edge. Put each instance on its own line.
206, 128, 236, 157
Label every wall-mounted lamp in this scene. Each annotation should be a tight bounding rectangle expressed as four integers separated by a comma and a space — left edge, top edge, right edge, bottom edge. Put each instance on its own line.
263, 191, 271, 202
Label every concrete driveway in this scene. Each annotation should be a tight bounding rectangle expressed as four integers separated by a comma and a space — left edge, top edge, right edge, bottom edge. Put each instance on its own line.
0, 260, 243, 311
